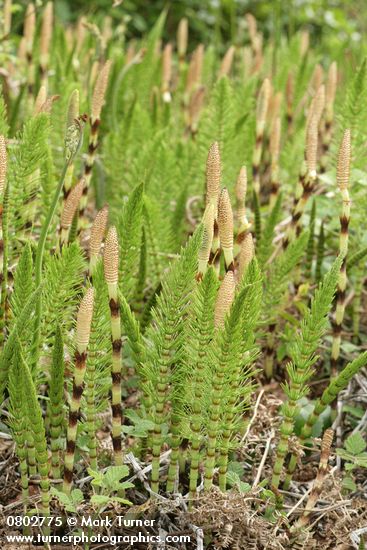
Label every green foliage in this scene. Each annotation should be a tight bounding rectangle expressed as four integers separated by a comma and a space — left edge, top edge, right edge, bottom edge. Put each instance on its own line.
337, 432, 367, 492
117, 183, 144, 301
262, 231, 309, 323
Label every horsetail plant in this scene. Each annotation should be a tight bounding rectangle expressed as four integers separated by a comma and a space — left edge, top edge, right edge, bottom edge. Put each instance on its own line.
331, 129, 351, 376
32, 110, 87, 372
187, 267, 218, 504
291, 429, 334, 534
204, 271, 236, 489
282, 114, 318, 249
48, 325, 65, 481
0, 135, 7, 341
285, 350, 367, 488
16, 341, 51, 534
270, 256, 341, 491
143, 228, 203, 493
103, 226, 124, 466
8, 350, 29, 520
79, 60, 111, 228
63, 287, 94, 494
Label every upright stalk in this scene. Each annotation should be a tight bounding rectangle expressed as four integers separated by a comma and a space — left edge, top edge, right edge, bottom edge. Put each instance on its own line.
104, 226, 124, 466
331, 130, 351, 376
63, 288, 94, 494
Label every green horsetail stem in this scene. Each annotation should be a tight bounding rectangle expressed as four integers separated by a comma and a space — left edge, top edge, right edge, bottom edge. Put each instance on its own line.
197, 205, 214, 281
270, 258, 340, 491
89, 205, 109, 277
234, 166, 251, 259
252, 77, 270, 195
305, 199, 316, 280
39, 2, 53, 90
284, 351, 367, 488
218, 188, 234, 272
104, 226, 124, 467
320, 62, 337, 173
331, 129, 351, 377
291, 429, 334, 534
217, 271, 260, 490
49, 325, 65, 480
282, 115, 318, 250
32, 112, 87, 373
315, 221, 325, 283
63, 288, 94, 495
9, 353, 29, 519
353, 264, 363, 340
79, 60, 111, 229
206, 142, 221, 275
188, 268, 217, 505
204, 271, 235, 490
0, 136, 7, 343
17, 344, 51, 534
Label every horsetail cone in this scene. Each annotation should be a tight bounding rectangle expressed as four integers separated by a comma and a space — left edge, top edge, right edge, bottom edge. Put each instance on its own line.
177, 17, 188, 63
197, 205, 215, 280
76, 288, 94, 353
39, 2, 53, 87
214, 271, 235, 329
331, 129, 351, 375
79, 60, 111, 227
325, 62, 337, 123
218, 188, 234, 272
306, 115, 318, 179
104, 226, 124, 466
205, 142, 221, 208
91, 60, 112, 124
218, 45, 235, 78
162, 43, 172, 102
234, 166, 251, 256
89, 205, 109, 275
63, 89, 80, 197
206, 142, 221, 272
63, 288, 94, 494
282, 115, 318, 249
33, 86, 47, 115
59, 178, 84, 245
253, 77, 271, 193
237, 233, 254, 282
307, 85, 325, 129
